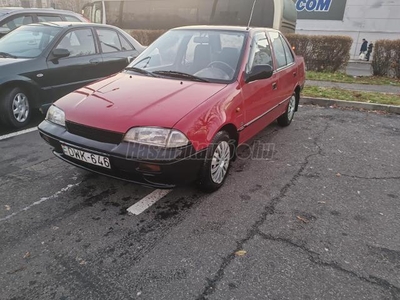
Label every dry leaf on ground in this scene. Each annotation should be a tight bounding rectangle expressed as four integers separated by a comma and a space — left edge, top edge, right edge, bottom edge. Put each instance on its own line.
235, 250, 247, 256
297, 216, 309, 224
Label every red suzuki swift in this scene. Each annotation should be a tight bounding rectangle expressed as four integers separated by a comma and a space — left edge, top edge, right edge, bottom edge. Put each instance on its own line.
39, 26, 305, 192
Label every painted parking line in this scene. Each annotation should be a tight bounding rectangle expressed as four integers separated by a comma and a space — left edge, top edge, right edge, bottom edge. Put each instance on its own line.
0, 182, 81, 222
127, 189, 172, 215
0, 127, 38, 141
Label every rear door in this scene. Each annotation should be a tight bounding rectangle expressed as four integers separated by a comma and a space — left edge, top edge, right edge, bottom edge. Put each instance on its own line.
46, 27, 104, 101
95, 27, 140, 76
268, 31, 297, 104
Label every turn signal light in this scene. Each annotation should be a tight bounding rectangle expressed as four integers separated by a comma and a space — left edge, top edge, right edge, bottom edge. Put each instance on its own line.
138, 163, 161, 173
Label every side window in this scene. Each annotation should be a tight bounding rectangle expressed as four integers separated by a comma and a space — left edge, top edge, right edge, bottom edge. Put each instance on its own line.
63, 15, 81, 22
97, 29, 122, 53
247, 32, 273, 72
1, 15, 33, 30
55, 29, 96, 57
119, 33, 134, 51
269, 31, 287, 69
38, 15, 63, 22
280, 35, 294, 65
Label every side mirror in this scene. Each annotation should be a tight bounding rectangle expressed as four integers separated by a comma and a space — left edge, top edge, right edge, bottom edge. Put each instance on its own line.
245, 64, 274, 83
51, 48, 70, 60
0, 27, 10, 37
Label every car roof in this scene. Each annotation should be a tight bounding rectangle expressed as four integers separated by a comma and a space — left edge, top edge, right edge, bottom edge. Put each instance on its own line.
0, 7, 81, 17
171, 25, 280, 33
26, 22, 117, 29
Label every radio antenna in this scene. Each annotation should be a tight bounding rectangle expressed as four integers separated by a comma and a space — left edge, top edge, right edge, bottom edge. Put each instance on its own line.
247, 0, 258, 30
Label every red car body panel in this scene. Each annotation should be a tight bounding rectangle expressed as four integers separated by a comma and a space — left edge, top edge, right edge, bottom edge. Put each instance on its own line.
55, 73, 228, 135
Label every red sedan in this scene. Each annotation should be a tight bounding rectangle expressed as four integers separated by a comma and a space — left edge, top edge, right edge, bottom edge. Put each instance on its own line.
38, 26, 305, 192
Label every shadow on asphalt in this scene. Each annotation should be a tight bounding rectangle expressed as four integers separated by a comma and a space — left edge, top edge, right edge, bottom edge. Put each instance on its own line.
0, 110, 44, 136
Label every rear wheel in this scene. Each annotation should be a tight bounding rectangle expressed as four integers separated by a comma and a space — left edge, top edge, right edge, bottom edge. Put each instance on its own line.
0, 87, 31, 128
277, 93, 296, 127
197, 131, 233, 193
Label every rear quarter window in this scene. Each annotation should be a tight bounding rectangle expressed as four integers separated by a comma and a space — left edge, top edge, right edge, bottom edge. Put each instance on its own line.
37, 15, 63, 22
63, 15, 81, 22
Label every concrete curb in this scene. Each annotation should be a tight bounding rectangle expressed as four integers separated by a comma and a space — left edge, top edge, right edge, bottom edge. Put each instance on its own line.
301, 97, 400, 115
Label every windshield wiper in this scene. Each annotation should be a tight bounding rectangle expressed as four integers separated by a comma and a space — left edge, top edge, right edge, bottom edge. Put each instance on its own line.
153, 71, 209, 82
125, 67, 158, 77
0, 52, 17, 58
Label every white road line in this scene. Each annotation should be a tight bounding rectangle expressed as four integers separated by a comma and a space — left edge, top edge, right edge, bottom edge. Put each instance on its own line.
127, 189, 172, 215
0, 182, 81, 222
0, 127, 38, 141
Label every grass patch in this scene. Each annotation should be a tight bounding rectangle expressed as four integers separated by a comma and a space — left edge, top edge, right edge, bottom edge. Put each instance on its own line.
306, 71, 400, 86
303, 86, 400, 106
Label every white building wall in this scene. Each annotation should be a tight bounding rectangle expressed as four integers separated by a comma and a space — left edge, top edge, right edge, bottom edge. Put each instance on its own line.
296, 0, 400, 59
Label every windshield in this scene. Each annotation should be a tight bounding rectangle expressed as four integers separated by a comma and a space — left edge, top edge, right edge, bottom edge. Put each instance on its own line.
128, 29, 247, 83
0, 25, 62, 58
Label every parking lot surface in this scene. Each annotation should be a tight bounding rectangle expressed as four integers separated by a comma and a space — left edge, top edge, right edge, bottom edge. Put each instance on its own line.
1, 106, 399, 300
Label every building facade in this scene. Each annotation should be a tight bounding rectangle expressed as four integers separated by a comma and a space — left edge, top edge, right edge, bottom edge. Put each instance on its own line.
295, 0, 400, 59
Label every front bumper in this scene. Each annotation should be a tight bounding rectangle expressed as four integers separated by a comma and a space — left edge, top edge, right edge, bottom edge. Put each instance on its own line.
38, 121, 206, 189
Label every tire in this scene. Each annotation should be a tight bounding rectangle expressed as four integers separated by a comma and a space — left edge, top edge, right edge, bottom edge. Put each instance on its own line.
197, 131, 233, 193
0, 87, 31, 128
277, 93, 296, 127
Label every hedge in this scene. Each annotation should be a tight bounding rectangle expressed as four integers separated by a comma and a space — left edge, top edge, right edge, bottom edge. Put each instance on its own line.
372, 40, 400, 78
286, 34, 353, 72
126, 29, 167, 46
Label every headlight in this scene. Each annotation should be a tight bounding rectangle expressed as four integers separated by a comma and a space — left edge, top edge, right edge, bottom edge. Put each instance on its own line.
124, 127, 189, 148
46, 105, 65, 127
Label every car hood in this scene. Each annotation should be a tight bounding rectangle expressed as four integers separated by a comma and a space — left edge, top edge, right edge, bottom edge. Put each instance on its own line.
56, 73, 227, 133
0, 57, 30, 67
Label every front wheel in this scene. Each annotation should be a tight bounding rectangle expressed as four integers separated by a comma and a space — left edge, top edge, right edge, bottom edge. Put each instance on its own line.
277, 93, 297, 127
0, 87, 32, 128
197, 131, 233, 193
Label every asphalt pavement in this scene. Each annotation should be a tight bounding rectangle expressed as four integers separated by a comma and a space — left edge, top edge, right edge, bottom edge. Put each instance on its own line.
0, 106, 399, 300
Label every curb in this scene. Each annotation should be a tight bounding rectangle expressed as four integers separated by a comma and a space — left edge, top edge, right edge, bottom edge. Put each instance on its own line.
301, 97, 400, 115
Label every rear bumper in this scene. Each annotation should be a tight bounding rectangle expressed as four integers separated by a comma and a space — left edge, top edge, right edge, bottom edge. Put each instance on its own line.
38, 121, 206, 189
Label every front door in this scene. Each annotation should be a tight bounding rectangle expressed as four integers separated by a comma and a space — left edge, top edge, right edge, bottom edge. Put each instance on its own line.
240, 31, 280, 142
46, 28, 103, 102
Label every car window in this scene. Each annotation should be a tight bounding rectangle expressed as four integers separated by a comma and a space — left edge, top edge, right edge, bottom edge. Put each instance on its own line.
55, 28, 96, 57
269, 31, 287, 69
96, 29, 122, 53
38, 15, 63, 22
280, 35, 294, 65
119, 33, 134, 51
247, 32, 273, 72
0, 15, 33, 30
63, 15, 81, 22
0, 25, 62, 58
131, 29, 246, 83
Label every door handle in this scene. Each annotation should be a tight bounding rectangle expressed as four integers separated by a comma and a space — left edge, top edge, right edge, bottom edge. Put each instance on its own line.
90, 58, 101, 65
293, 71, 297, 77
272, 82, 278, 90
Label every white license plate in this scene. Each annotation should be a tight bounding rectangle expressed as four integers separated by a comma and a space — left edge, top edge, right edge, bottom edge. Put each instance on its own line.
61, 145, 111, 169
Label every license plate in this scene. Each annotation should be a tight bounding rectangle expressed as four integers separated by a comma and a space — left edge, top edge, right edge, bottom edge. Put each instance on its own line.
61, 145, 111, 169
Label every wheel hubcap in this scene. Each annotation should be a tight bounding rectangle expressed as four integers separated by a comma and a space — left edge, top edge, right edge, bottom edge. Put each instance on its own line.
12, 93, 29, 123
287, 95, 296, 121
211, 141, 231, 184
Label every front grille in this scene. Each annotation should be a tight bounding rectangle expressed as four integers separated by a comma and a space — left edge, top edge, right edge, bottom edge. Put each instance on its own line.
66, 121, 124, 144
